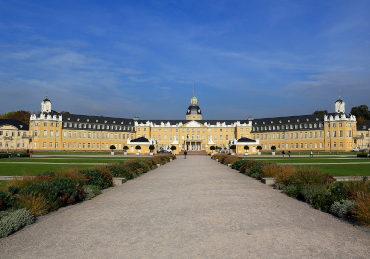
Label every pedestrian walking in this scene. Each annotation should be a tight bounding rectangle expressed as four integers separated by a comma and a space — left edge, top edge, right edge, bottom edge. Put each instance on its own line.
184, 150, 187, 159
310, 150, 313, 157
282, 150, 285, 157
288, 150, 291, 157
30, 150, 33, 157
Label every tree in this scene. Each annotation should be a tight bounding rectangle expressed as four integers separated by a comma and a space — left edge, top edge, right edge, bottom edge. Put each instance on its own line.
110, 145, 116, 151
0, 110, 31, 125
149, 145, 155, 152
135, 145, 141, 151
350, 105, 370, 120
313, 110, 328, 115
123, 146, 129, 151
171, 146, 177, 152
244, 145, 249, 151
271, 145, 276, 151
357, 117, 367, 125
60, 111, 70, 115
210, 146, 215, 152
257, 145, 262, 151
229, 145, 236, 152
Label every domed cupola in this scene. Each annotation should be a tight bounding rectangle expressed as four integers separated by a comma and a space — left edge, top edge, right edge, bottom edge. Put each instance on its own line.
335, 91, 345, 114
186, 84, 202, 120
41, 94, 52, 113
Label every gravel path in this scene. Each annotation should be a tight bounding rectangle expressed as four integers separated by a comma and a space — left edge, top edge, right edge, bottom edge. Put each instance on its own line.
1, 156, 369, 258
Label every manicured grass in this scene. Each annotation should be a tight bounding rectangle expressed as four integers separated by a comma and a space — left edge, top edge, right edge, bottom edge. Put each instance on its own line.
0, 157, 132, 164
245, 156, 370, 177
260, 151, 355, 156
251, 157, 370, 164
0, 164, 94, 176
293, 164, 370, 177
32, 151, 126, 155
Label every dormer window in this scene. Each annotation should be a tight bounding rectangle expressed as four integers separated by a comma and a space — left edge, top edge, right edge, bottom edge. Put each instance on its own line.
288, 120, 290, 122
306, 119, 309, 121
297, 119, 299, 122
113, 121, 115, 123
96, 120, 99, 122
77, 118, 80, 121
87, 119, 89, 122
316, 118, 319, 121
104, 120, 107, 123
263, 122, 265, 124
67, 118, 70, 120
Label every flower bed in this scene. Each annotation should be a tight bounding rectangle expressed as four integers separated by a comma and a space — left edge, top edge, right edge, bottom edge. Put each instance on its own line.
0, 155, 175, 238
216, 155, 370, 227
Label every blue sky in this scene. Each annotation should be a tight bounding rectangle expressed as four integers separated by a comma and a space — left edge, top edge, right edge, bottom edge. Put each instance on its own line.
0, 0, 369, 120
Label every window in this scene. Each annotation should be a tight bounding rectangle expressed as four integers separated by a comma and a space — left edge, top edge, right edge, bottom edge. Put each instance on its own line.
69, 131, 72, 138
43, 130, 47, 137
50, 142, 53, 148
56, 130, 59, 137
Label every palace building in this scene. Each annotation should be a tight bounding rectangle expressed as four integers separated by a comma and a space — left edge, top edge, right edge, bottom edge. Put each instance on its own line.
0, 91, 360, 154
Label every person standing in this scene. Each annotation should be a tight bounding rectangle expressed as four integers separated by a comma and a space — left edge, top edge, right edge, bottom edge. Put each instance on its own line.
288, 150, 291, 157
282, 150, 285, 157
184, 150, 187, 159
30, 150, 33, 157
310, 150, 313, 157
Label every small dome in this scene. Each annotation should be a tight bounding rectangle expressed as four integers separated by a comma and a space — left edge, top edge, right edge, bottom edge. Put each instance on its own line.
186, 105, 202, 115
248, 115, 254, 121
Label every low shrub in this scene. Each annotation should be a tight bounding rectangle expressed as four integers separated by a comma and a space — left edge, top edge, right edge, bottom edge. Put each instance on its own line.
231, 160, 256, 171
79, 168, 113, 189
290, 167, 333, 186
0, 208, 34, 238
0, 190, 14, 211
54, 167, 88, 185
239, 161, 261, 174
21, 178, 83, 211
223, 155, 240, 165
4, 175, 36, 193
274, 166, 297, 186
330, 199, 356, 218
260, 163, 281, 178
300, 185, 327, 203
357, 152, 369, 157
343, 178, 370, 198
282, 185, 299, 198
310, 188, 332, 212
124, 160, 150, 175
83, 185, 101, 195
83, 188, 95, 201
17, 193, 49, 216
352, 192, 370, 227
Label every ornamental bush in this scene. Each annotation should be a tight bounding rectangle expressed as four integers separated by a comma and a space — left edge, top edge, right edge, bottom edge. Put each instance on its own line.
330, 200, 356, 218
0, 190, 14, 211
18, 193, 49, 216
223, 155, 240, 165
79, 168, 113, 189
0, 208, 34, 238
21, 178, 83, 211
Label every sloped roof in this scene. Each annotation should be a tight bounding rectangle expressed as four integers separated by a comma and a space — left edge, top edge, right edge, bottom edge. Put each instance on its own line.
357, 120, 370, 131
131, 137, 150, 143
237, 138, 256, 143
0, 119, 29, 130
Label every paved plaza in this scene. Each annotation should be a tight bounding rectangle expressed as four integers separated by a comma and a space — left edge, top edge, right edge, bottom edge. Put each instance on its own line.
1, 156, 370, 258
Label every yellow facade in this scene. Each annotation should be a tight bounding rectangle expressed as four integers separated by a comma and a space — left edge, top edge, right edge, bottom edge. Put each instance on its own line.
0, 122, 31, 152
20, 94, 359, 155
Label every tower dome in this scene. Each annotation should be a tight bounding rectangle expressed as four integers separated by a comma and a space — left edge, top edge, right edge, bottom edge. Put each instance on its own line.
186, 84, 202, 120
335, 92, 345, 114
41, 94, 52, 113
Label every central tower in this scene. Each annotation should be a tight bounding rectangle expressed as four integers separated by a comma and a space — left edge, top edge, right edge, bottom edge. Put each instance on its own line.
186, 84, 202, 120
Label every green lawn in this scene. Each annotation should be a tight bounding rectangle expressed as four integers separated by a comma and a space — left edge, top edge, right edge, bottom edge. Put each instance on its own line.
251, 157, 370, 164
260, 151, 356, 156
0, 157, 131, 164
245, 156, 370, 177
0, 164, 94, 176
